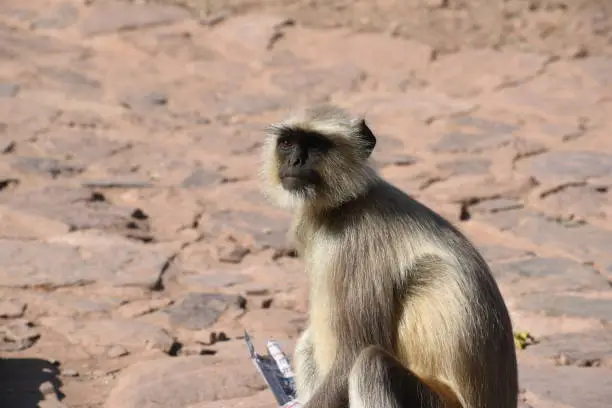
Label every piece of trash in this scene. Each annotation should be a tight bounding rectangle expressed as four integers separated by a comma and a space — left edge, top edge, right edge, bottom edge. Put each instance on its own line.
244, 330, 301, 408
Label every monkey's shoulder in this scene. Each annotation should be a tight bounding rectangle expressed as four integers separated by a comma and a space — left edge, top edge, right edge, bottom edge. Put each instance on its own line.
315, 180, 484, 261
324, 180, 457, 232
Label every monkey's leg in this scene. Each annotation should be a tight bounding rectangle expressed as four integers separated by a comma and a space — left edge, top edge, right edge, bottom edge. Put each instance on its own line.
294, 328, 319, 404
348, 346, 448, 408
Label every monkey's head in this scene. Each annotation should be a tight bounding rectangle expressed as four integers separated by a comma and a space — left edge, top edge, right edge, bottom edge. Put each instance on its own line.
260, 104, 379, 210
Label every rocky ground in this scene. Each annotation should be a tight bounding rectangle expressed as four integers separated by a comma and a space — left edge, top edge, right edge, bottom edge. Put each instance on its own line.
0, 0, 611, 407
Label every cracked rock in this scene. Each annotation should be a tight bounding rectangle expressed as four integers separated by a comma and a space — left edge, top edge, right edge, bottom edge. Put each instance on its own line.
39, 317, 174, 355
165, 293, 246, 330
0, 298, 26, 318
0, 319, 40, 351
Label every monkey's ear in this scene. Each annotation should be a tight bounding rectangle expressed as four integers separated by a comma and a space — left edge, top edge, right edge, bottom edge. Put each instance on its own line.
357, 118, 376, 157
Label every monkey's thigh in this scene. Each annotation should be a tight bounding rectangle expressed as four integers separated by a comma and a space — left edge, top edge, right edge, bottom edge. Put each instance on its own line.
348, 346, 448, 408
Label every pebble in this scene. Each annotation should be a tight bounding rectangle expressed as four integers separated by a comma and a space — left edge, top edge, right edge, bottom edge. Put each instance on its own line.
61, 368, 79, 377
107, 345, 130, 358
39, 381, 56, 396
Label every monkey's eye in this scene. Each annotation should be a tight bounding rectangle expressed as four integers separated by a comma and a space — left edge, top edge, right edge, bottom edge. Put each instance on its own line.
278, 139, 294, 150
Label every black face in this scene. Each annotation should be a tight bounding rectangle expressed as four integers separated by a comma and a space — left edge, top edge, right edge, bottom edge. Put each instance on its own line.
276, 128, 333, 191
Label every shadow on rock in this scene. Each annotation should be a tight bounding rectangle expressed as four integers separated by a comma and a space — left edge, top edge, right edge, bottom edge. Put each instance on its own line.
0, 358, 64, 408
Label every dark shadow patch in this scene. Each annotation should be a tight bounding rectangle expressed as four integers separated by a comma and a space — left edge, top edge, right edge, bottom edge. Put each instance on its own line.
0, 358, 65, 407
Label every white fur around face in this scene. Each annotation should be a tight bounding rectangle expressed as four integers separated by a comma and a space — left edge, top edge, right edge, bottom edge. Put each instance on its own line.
259, 105, 379, 212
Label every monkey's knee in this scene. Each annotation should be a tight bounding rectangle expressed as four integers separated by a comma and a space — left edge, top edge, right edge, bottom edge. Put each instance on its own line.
349, 346, 446, 408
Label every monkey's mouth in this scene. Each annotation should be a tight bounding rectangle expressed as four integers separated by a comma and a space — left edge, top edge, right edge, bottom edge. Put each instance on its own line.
281, 176, 310, 191
279, 172, 320, 191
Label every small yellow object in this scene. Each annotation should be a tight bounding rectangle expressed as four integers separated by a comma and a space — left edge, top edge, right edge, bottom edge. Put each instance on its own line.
513, 331, 536, 350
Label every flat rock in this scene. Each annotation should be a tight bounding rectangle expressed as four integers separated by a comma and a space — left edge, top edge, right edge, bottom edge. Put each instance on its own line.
426, 49, 550, 97
436, 157, 492, 175
348, 90, 475, 123
520, 364, 612, 408
516, 294, 612, 321
485, 71, 603, 119
526, 120, 585, 142
475, 245, 533, 264
180, 167, 220, 188
124, 29, 219, 60
239, 308, 305, 339
115, 298, 173, 319
204, 210, 290, 253
81, 2, 191, 36
573, 56, 612, 87
30, 2, 78, 30
28, 292, 122, 318
537, 184, 610, 220
422, 173, 533, 204
28, 128, 128, 163
0, 82, 20, 97
0, 186, 151, 239
0, 232, 174, 288
104, 356, 265, 408
211, 92, 289, 119
469, 198, 523, 214
505, 212, 612, 266
450, 114, 520, 134
187, 390, 276, 408
475, 207, 612, 266
526, 329, 612, 368
491, 257, 609, 294
0, 99, 60, 136
0, 205, 70, 239
0, 298, 26, 318
279, 27, 434, 81
11, 156, 85, 178
0, 23, 83, 59
177, 271, 252, 291
430, 115, 519, 153
474, 207, 538, 231
36, 66, 102, 96
165, 292, 246, 330
208, 14, 293, 56
431, 131, 515, 153
39, 317, 174, 355
373, 151, 418, 167
270, 63, 366, 99
517, 151, 612, 184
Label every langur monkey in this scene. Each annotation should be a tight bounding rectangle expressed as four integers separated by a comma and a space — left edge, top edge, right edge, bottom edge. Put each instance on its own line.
259, 104, 518, 408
